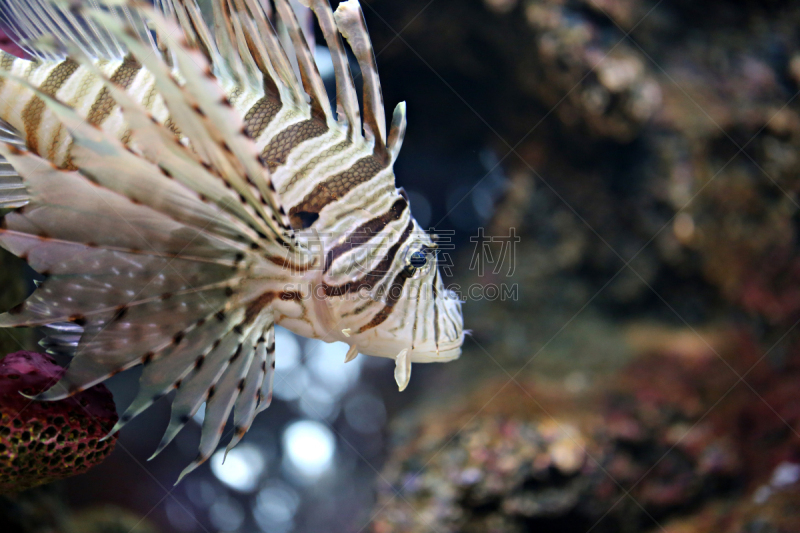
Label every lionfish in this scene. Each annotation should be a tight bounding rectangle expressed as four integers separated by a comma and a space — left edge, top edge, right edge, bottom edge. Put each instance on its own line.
0, 0, 463, 479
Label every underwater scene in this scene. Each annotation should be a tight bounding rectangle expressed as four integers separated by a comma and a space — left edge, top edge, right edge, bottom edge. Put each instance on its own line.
1, 0, 800, 532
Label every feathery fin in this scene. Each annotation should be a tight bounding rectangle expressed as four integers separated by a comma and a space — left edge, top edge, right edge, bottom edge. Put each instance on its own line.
84, 7, 294, 242
27, 285, 239, 401
168, 0, 236, 83
150, 310, 248, 460
303, 0, 361, 136
225, 318, 273, 455
255, 322, 276, 415
273, 0, 331, 123
55, 48, 274, 247
387, 102, 407, 163
0, 0, 153, 60
0, 120, 28, 209
177, 319, 261, 481
0, 0, 407, 483
334, 0, 387, 157
0, 68, 261, 248
210, 0, 260, 91
105, 313, 235, 438
237, 0, 306, 107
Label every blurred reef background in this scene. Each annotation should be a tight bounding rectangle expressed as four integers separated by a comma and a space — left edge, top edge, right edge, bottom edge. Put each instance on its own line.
3, 0, 800, 531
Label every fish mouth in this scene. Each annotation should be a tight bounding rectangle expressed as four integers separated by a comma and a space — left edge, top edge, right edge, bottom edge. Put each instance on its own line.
356, 335, 463, 363
409, 337, 464, 363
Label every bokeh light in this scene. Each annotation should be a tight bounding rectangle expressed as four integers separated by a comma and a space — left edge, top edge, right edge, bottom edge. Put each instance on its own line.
208, 494, 245, 532
253, 480, 301, 533
306, 340, 363, 396
282, 420, 336, 479
210, 443, 266, 493
273, 364, 310, 401
275, 326, 301, 372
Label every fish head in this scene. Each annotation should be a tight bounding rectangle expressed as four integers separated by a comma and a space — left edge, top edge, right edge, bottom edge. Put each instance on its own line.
331, 219, 464, 365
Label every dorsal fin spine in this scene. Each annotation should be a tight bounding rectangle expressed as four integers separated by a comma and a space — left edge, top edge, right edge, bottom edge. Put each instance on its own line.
142, 7, 296, 236
303, 0, 361, 137
388, 101, 407, 164
273, 0, 331, 124
211, 0, 253, 90
220, 0, 267, 92
333, 0, 388, 160
238, 0, 306, 108
0, 0, 142, 60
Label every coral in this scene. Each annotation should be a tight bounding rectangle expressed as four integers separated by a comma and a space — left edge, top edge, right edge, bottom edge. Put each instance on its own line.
0, 26, 26, 58
371, 326, 800, 532
725, 485, 800, 533
660, 483, 800, 533
373, 364, 740, 531
0, 351, 118, 495
372, 386, 602, 533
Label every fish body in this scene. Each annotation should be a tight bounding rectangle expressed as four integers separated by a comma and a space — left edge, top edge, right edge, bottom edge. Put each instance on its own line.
0, 0, 463, 478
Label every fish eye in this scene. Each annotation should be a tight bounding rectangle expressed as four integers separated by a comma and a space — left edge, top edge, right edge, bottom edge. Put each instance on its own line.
408, 250, 428, 269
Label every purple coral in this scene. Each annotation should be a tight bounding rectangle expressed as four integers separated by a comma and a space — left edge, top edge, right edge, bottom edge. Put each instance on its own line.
0, 27, 27, 59
0, 351, 118, 494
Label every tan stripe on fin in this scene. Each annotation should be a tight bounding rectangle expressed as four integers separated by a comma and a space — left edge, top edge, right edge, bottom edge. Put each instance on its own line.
22, 59, 79, 155
87, 56, 142, 126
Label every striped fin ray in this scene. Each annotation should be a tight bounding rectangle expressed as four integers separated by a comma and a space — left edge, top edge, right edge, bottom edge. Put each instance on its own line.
387, 101, 407, 164
177, 338, 256, 480
106, 309, 237, 436
0, 0, 155, 60
226, 319, 273, 453
171, 0, 305, 109
177, 311, 272, 481
0, 145, 245, 264
206, 0, 260, 92
30, 285, 240, 401
0, 119, 28, 209
234, 0, 307, 107
55, 51, 280, 248
255, 320, 276, 415
0, 228, 242, 327
333, 0, 387, 158
0, 69, 262, 248
150, 305, 250, 459
163, 1, 242, 87
0, 72, 264, 401
302, 0, 360, 136
273, 0, 331, 123
84, 6, 295, 243
0, 111, 285, 463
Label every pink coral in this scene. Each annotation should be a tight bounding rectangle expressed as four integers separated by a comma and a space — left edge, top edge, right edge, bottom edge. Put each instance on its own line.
0, 27, 27, 59
0, 351, 118, 494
